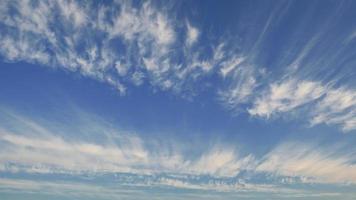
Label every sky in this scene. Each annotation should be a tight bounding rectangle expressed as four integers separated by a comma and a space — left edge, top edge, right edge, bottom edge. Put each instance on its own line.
0, 0, 356, 199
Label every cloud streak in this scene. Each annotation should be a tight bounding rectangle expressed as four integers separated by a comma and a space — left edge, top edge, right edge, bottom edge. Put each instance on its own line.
248, 78, 356, 131
0, 109, 355, 187
0, 0, 356, 133
0, 0, 226, 96
256, 142, 356, 183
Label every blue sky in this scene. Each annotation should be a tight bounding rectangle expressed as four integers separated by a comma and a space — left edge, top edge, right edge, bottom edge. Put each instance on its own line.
0, 0, 356, 199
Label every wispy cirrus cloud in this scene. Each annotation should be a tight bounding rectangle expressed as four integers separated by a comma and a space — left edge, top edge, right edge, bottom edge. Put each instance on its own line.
218, 57, 265, 111
1, 0, 356, 133
248, 79, 326, 117
311, 87, 356, 132
0, 111, 251, 177
0, 0, 225, 96
248, 78, 356, 131
185, 22, 199, 46
256, 142, 356, 183
0, 109, 356, 186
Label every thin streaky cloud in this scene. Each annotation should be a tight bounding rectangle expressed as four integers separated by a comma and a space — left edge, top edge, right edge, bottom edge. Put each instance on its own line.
1, 1, 356, 199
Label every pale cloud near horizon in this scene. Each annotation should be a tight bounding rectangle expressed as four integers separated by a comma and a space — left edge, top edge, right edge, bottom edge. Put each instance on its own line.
0, 111, 251, 177
1, 177, 333, 200
0, 109, 355, 186
256, 142, 356, 183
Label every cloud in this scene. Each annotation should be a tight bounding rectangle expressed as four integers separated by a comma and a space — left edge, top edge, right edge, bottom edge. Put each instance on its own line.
311, 87, 356, 131
220, 56, 245, 78
0, 110, 247, 176
186, 22, 199, 46
1, 109, 356, 186
0, 0, 356, 133
0, 178, 168, 200
0, 131, 149, 173
248, 78, 356, 131
0, 0, 255, 101
345, 30, 356, 44
0, 108, 355, 200
257, 142, 356, 183
0, 118, 252, 177
248, 79, 326, 117
0, 177, 321, 199
188, 146, 255, 177
218, 57, 265, 111
0, 0, 227, 97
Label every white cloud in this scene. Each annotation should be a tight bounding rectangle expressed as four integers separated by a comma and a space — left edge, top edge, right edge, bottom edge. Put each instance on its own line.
0, 126, 253, 177
115, 61, 129, 76
311, 87, 356, 131
0, 111, 249, 177
0, 131, 148, 173
1, 0, 251, 101
56, 0, 88, 28
186, 22, 199, 46
0, 177, 312, 198
0, 34, 51, 64
218, 57, 263, 110
247, 78, 356, 131
188, 146, 255, 177
220, 56, 245, 78
1, 110, 356, 185
131, 71, 145, 86
257, 142, 356, 183
248, 79, 326, 117
0, 110, 354, 200
0, 0, 219, 96
0, 0, 355, 134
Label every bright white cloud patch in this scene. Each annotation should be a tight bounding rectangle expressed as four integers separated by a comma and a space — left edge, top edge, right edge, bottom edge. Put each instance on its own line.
248, 79, 356, 131
186, 22, 199, 46
248, 79, 326, 117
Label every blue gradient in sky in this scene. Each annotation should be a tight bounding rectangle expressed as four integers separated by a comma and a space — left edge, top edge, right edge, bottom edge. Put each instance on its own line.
0, 0, 356, 199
